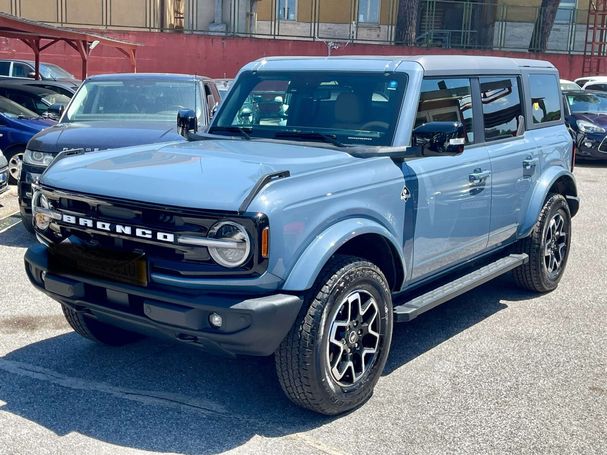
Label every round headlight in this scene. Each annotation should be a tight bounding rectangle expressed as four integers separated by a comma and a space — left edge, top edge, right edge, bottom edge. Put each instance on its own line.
207, 221, 251, 268
33, 192, 51, 230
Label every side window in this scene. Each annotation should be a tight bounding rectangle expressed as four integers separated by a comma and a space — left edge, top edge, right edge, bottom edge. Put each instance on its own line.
0, 62, 10, 76
13, 63, 32, 78
416, 78, 474, 143
529, 74, 562, 124
480, 76, 523, 141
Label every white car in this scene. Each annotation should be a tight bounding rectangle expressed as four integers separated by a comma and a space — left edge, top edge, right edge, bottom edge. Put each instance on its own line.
0, 150, 8, 194
574, 75, 607, 89
560, 79, 582, 91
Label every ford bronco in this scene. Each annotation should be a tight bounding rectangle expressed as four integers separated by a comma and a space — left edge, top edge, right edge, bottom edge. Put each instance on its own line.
25, 56, 578, 415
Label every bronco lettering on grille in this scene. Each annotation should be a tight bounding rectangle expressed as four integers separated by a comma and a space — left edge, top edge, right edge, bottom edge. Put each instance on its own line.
61, 214, 175, 243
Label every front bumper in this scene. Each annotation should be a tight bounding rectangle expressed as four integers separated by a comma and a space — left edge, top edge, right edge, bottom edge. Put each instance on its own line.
575, 131, 607, 160
25, 244, 303, 356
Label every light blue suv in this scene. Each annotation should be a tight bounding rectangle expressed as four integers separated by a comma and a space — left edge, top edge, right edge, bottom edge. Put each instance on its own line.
25, 56, 578, 415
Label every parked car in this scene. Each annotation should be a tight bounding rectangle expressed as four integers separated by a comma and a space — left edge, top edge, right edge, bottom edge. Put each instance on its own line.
563, 89, 607, 160
574, 75, 607, 88
0, 82, 71, 118
580, 80, 607, 93
0, 78, 79, 97
560, 79, 580, 91
0, 59, 78, 83
0, 96, 55, 184
25, 56, 577, 415
214, 78, 234, 100
19, 73, 221, 231
0, 150, 8, 195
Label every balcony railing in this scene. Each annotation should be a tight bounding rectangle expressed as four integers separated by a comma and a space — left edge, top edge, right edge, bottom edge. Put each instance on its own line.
0, 0, 588, 54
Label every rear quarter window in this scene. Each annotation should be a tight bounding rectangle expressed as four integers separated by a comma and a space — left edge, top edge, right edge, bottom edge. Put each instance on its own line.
529, 74, 562, 124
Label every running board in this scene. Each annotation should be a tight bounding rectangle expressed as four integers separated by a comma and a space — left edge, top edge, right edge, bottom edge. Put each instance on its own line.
393, 253, 528, 322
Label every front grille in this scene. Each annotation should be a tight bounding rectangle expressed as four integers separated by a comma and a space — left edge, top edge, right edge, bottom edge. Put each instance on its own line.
598, 137, 607, 153
39, 187, 267, 279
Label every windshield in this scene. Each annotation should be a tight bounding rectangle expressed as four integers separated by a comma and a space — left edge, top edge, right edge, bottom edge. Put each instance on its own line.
0, 95, 38, 119
211, 71, 407, 147
566, 93, 607, 113
64, 79, 200, 123
40, 64, 75, 80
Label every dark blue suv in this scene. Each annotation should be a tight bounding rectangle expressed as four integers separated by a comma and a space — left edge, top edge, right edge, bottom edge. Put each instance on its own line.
19, 73, 221, 231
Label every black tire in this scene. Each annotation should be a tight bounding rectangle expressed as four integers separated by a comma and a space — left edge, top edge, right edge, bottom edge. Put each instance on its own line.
62, 305, 144, 346
275, 255, 393, 415
513, 194, 572, 293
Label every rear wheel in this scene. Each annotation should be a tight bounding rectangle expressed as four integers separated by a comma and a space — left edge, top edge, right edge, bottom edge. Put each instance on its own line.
513, 194, 571, 292
62, 305, 144, 346
275, 255, 393, 415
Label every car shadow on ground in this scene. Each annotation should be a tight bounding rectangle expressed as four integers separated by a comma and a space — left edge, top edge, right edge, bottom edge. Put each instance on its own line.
0, 219, 35, 248
0, 274, 541, 454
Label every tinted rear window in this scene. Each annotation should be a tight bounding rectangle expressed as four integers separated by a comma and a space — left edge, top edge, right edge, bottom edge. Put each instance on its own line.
529, 74, 562, 124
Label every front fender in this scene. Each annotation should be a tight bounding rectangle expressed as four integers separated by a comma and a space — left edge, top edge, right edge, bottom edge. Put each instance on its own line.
517, 167, 578, 238
281, 218, 405, 292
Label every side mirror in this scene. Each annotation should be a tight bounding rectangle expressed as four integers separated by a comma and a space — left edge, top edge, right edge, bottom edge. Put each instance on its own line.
177, 109, 197, 138
412, 121, 465, 156
46, 103, 65, 119
27, 71, 37, 79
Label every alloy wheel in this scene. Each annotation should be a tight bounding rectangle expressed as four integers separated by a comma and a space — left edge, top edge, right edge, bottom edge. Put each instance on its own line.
327, 289, 380, 387
544, 212, 568, 278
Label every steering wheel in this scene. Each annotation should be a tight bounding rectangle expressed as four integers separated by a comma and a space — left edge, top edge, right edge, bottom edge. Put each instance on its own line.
360, 121, 389, 131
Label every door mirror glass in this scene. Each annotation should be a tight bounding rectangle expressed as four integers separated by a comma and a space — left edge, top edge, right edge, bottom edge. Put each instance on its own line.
177, 109, 197, 137
412, 121, 465, 156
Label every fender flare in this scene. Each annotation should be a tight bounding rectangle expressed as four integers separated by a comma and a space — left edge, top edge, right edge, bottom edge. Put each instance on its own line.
282, 218, 405, 292
517, 167, 578, 238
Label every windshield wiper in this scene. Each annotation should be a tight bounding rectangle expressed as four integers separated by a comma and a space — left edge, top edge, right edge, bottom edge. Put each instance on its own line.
273, 131, 347, 147
208, 126, 251, 140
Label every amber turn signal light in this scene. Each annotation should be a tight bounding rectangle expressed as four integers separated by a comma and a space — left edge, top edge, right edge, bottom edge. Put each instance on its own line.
261, 227, 269, 258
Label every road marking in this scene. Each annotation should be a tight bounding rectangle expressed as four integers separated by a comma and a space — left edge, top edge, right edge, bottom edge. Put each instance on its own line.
0, 358, 347, 454
0, 358, 227, 416
0, 212, 21, 233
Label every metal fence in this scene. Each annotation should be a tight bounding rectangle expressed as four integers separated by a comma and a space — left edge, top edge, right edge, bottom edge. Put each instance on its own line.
0, 0, 589, 54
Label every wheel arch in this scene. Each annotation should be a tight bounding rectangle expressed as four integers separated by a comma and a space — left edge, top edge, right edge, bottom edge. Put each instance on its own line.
281, 218, 405, 293
518, 168, 578, 238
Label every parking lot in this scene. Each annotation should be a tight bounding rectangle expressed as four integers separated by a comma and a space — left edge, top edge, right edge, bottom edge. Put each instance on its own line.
0, 163, 605, 455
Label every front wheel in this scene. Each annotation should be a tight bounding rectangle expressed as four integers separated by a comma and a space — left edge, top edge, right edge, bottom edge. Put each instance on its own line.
513, 193, 572, 292
275, 255, 393, 415
62, 306, 144, 346
5, 148, 24, 185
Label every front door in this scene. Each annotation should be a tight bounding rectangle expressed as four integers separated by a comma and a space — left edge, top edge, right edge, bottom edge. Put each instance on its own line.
406, 77, 491, 281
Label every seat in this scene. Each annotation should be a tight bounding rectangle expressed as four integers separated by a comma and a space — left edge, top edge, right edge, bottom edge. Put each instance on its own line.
333, 92, 363, 129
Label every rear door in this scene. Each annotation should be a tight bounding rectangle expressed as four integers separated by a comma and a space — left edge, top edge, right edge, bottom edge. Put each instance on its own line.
479, 75, 539, 248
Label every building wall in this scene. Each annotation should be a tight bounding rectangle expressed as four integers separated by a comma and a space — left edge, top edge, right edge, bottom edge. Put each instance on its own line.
0, 29, 586, 80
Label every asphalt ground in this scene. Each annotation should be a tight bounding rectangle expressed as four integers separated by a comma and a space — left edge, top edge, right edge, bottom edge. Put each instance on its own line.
0, 164, 605, 455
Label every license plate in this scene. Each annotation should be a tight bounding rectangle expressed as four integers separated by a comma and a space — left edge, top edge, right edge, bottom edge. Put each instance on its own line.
48, 244, 148, 287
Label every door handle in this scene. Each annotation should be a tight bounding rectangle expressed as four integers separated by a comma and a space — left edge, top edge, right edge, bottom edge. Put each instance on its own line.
469, 169, 491, 184
522, 157, 538, 170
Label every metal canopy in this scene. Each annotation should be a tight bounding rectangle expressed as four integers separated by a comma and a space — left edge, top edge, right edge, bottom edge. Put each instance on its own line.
0, 12, 140, 80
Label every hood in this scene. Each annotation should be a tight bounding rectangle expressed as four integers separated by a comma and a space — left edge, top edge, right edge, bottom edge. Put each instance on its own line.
27, 121, 184, 154
3, 116, 55, 133
569, 112, 607, 128
41, 139, 358, 212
